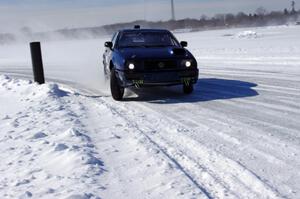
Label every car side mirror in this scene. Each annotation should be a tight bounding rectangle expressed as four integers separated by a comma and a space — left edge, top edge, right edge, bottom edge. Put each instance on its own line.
105, 41, 113, 49
180, 41, 188, 47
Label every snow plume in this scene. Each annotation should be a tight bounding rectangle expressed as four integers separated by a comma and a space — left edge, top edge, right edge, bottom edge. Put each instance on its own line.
0, 5, 113, 90
0, 38, 109, 94
41, 39, 109, 93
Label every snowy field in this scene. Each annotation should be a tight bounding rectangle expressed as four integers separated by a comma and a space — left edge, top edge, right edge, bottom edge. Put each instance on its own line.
0, 25, 300, 199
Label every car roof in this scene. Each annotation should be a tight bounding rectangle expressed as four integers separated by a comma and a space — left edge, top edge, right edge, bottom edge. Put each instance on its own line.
119, 29, 171, 33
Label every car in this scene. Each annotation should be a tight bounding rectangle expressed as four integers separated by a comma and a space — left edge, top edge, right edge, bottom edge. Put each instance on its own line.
103, 25, 199, 100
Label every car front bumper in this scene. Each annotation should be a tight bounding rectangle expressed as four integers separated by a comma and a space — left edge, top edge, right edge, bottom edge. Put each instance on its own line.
115, 69, 199, 87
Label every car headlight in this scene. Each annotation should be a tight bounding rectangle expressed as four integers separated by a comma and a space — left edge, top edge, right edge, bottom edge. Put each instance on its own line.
185, 61, 192, 67
128, 63, 135, 70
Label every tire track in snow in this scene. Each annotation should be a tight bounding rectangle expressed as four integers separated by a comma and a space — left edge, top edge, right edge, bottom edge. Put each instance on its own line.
92, 99, 213, 199
138, 100, 300, 172
119, 74, 299, 198
195, 88, 300, 135
97, 97, 282, 199
137, 83, 300, 169
97, 99, 232, 199
132, 101, 289, 197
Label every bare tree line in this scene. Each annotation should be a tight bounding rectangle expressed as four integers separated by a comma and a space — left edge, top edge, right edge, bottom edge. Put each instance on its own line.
1, 4, 300, 44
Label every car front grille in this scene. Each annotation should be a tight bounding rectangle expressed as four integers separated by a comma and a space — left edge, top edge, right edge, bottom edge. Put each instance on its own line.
143, 60, 178, 71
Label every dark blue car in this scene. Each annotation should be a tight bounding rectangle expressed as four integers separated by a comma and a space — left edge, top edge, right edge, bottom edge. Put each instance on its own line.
103, 26, 199, 100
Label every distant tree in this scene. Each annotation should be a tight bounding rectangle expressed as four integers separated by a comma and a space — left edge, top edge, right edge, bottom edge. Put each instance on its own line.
291, 1, 296, 14
210, 17, 218, 26
0, 33, 16, 44
20, 26, 32, 37
268, 11, 286, 24
214, 14, 226, 25
200, 14, 207, 20
269, 11, 283, 16
256, 7, 267, 16
236, 12, 248, 25
284, 8, 289, 15
225, 13, 235, 25
214, 14, 225, 20
199, 15, 208, 27
237, 12, 247, 18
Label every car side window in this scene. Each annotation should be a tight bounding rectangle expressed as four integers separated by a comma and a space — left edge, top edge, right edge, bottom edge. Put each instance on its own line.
169, 33, 180, 46
111, 32, 119, 48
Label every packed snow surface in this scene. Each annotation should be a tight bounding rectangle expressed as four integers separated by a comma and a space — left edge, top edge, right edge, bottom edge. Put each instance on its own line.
1, 25, 300, 198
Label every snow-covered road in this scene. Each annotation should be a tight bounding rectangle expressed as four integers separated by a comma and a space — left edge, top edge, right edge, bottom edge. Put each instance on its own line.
1, 25, 299, 198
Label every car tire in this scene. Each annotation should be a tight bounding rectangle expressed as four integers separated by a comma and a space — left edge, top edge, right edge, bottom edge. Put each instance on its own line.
183, 83, 194, 94
110, 68, 124, 101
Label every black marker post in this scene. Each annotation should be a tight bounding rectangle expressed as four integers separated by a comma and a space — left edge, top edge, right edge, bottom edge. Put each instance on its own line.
30, 42, 45, 84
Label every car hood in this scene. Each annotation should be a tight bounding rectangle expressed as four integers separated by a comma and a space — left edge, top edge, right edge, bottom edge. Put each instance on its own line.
117, 47, 192, 60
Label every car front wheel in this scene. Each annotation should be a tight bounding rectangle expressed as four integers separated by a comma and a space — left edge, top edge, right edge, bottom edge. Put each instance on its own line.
110, 69, 124, 101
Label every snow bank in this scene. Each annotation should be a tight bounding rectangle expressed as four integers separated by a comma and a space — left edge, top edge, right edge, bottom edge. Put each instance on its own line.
0, 75, 103, 199
236, 30, 260, 39
0, 75, 207, 199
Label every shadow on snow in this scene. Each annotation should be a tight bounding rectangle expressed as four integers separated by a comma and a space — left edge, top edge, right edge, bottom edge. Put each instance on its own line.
124, 78, 259, 104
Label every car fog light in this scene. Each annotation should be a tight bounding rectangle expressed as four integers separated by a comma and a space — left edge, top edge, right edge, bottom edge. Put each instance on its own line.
185, 61, 192, 67
128, 63, 135, 70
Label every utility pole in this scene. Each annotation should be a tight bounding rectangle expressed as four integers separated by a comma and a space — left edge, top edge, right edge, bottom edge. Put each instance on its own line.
143, 0, 147, 21
171, 0, 175, 20
291, 1, 296, 13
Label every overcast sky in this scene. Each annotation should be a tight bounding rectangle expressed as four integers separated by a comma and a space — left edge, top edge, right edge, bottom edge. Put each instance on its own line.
0, 0, 297, 32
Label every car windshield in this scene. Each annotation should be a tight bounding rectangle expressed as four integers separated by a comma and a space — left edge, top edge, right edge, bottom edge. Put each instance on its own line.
117, 31, 179, 48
